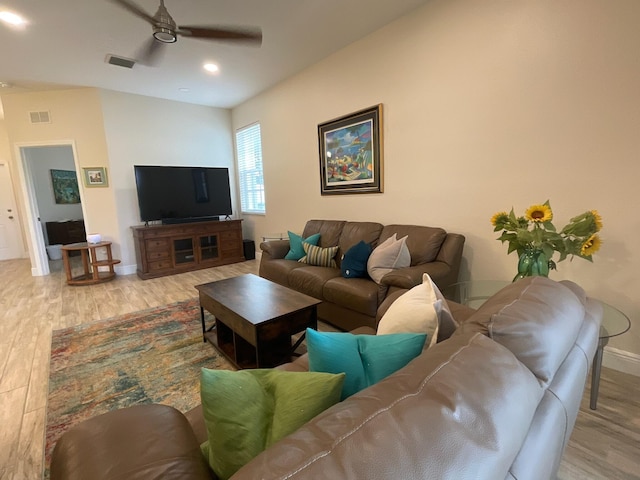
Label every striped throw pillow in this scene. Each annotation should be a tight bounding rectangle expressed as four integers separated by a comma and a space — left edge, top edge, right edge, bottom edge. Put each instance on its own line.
299, 243, 339, 267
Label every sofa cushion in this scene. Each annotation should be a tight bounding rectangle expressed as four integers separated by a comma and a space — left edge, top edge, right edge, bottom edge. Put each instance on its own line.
377, 273, 453, 347
302, 220, 346, 248
299, 243, 339, 267
341, 240, 373, 278
322, 276, 381, 317
457, 276, 586, 385
379, 225, 447, 265
258, 258, 307, 287
284, 231, 321, 260
306, 328, 426, 400
234, 332, 543, 479
288, 266, 342, 299
337, 222, 384, 264
367, 233, 411, 283
200, 368, 344, 480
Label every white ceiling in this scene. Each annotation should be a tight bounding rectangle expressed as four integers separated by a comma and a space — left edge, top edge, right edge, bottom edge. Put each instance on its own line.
0, 0, 430, 109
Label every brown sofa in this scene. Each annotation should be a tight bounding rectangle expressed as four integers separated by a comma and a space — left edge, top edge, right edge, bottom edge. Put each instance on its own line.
258, 219, 466, 331
51, 277, 602, 480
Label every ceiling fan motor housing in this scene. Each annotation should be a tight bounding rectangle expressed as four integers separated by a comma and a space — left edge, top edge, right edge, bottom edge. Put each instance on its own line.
152, 2, 177, 42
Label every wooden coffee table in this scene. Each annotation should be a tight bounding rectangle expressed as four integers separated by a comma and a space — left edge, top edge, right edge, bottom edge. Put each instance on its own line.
195, 274, 321, 368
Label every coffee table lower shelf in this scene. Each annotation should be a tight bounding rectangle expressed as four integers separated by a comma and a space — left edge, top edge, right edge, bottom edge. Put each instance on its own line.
203, 319, 306, 369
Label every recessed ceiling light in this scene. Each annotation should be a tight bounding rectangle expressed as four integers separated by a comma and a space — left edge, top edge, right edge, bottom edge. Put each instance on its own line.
203, 63, 219, 74
0, 10, 27, 27
179, 88, 190, 92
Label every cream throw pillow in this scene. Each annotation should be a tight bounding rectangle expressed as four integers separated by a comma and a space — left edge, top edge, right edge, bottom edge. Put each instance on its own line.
377, 273, 454, 348
366, 234, 411, 284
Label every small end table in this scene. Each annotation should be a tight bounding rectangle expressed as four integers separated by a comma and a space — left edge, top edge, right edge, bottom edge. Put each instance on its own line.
451, 280, 631, 410
61, 241, 121, 285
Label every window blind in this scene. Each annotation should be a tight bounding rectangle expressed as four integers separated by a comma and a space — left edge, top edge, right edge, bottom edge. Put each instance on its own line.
235, 123, 265, 214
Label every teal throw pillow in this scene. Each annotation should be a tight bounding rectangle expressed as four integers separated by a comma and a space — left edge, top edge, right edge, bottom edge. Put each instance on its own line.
341, 240, 373, 278
200, 368, 344, 480
306, 328, 426, 400
284, 231, 321, 260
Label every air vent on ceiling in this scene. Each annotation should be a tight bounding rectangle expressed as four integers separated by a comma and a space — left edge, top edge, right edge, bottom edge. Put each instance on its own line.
106, 54, 136, 69
29, 111, 51, 124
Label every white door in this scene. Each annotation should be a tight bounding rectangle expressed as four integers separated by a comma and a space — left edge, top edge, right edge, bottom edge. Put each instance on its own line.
0, 161, 24, 260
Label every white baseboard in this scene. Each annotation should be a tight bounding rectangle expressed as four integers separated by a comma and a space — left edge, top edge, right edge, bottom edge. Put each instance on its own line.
116, 263, 138, 276
603, 346, 640, 377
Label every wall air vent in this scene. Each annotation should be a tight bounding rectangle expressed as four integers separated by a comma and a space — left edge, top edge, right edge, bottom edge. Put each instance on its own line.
29, 111, 51, 124
106, 54, 136, 69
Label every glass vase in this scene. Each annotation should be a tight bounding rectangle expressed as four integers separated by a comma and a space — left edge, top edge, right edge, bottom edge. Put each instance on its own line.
513, 249, 550, 282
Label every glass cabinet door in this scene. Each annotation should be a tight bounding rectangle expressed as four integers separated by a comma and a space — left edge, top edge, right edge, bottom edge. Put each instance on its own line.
173, 237, 195, 264
199, 235, 220, 261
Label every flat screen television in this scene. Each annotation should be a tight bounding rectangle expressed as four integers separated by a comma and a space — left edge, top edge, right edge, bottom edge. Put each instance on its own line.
134, 165, 232, 224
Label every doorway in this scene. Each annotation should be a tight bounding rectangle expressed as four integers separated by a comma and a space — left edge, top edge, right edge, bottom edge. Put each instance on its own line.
15, 141, 84, 276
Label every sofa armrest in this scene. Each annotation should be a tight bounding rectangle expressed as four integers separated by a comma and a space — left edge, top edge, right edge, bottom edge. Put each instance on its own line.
381, 262, 451, 290
51, 405, 211, 480
259, 240, 290, 260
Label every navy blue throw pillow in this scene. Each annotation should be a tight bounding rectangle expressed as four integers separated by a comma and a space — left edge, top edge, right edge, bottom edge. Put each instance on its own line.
341, 241, 373, 278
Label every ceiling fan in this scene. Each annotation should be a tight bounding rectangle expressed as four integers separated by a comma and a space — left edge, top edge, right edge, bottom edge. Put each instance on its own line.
108, 0, 262, 65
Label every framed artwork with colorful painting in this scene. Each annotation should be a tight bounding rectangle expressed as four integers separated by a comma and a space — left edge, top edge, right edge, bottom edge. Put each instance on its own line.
50, 169, 80, 204
318, 104, 383, 195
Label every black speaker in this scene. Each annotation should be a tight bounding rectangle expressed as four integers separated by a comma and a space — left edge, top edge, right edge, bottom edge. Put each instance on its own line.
243, 239, 256, 260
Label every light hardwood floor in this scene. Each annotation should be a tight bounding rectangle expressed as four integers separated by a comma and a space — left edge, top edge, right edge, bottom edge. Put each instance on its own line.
0, 257, 638, 479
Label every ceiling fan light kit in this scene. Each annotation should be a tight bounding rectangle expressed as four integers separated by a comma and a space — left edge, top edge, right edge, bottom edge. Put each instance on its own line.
151, 1, 177, 43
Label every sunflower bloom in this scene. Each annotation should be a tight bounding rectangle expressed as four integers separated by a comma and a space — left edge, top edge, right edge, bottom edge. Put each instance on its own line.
525, 204, 553, 223
590, 210, 603, 231
491, 212, 508, 227
581, 234, 602, 256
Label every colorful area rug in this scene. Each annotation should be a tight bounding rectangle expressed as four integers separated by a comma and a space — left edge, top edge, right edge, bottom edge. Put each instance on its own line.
45, 298, 234, 475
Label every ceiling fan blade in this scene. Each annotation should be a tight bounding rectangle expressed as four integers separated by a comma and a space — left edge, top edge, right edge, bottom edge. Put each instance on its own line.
136, 36, 165, 66
108, 0, 156, 25
177, 25, 262, 46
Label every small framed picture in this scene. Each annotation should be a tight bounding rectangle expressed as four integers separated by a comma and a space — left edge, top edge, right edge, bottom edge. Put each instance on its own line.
82, 167, 109, 188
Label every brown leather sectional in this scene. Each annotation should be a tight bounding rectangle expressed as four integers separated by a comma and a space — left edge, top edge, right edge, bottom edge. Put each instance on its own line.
258, 219, 466, 331
50, 276, 602, 480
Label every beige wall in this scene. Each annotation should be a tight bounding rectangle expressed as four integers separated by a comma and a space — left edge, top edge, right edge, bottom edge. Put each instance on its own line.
2, 88, 116, 266
99, 90, 235, 269
233, 0, 640, 360
2, 88, 235, 272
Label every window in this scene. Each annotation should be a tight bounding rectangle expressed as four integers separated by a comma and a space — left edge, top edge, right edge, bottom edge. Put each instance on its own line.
235, 123, 265, 214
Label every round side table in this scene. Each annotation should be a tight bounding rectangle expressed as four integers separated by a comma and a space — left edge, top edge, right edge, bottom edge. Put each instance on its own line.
61, 241, 121, 285
590, 302, 630, 409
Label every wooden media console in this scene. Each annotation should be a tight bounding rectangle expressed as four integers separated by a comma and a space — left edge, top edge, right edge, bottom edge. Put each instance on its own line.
131, 220, 244, 279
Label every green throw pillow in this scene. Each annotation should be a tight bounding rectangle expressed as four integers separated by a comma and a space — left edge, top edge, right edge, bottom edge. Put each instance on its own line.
284, 231, 321, 260
306, 328, 426, 400
200, 368, 345, 480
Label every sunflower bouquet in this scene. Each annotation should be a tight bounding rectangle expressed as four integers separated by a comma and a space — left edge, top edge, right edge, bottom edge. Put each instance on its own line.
491, 201, 602, 279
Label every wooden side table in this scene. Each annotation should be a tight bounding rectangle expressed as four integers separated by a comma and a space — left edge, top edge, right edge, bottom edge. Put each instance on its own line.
61, 241, 121, 285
